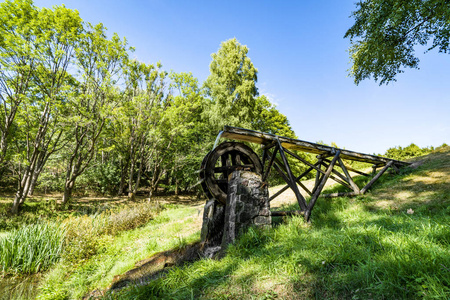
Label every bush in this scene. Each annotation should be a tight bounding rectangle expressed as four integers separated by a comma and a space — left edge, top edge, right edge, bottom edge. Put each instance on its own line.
0, 222, 65, 274
62, 202, 157, 263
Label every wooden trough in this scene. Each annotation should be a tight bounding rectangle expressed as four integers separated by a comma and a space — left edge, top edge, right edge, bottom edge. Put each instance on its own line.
200, 126, 410, 221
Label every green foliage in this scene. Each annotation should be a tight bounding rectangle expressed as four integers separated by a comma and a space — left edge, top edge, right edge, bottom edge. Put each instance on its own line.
384, 143, 434, 160
0, 222, 65, 274
204, 38, 259, 130
345, 0, 450, 85
62, 203, 157, 263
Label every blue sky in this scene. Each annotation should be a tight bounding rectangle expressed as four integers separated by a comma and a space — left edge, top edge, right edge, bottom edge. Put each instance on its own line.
35, 0, 450, 154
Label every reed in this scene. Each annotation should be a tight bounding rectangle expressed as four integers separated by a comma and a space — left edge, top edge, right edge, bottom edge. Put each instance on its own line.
0, 222, 65, 274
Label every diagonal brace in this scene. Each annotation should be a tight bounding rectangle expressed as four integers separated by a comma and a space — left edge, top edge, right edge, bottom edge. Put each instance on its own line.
305, 150, 341, 221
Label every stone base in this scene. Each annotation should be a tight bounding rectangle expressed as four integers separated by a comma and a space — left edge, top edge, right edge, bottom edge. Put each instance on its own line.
221, 171, 271, 248
200, 199, 225, 258
200, 170, 271, 258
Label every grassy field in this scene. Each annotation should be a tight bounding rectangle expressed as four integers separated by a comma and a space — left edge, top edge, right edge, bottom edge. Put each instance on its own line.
0, 147, 448, 299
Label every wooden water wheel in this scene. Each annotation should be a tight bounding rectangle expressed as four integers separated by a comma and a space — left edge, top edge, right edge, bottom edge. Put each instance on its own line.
200, 142, 262, 204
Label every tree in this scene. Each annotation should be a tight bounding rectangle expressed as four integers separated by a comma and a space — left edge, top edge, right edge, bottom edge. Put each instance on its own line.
345, 0, 450, 85
0, 0, 38, 176
204, 38, 259, 130
61, 23, 128, 205
10, 3, 83, 214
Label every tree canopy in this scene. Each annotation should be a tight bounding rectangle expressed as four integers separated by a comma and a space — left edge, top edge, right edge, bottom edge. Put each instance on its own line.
0, 1, 299, 213
345, 0, 450, 85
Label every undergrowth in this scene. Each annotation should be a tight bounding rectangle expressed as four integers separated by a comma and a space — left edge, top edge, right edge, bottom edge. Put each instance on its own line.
0, 202, 159, 277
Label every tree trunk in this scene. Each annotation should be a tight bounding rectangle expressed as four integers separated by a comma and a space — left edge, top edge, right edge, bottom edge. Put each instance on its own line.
118, 158, 127, 196
62, 179, 75, 205
175, 178, 179, 195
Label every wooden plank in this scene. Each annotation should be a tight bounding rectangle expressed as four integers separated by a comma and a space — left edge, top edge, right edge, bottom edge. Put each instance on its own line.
221, 126, 409, 166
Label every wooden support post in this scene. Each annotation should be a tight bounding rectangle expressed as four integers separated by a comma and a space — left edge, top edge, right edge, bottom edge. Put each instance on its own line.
262, 147, 278, 182
261, 149, 266, 175
361, 161, 393, 194
312, 158, 323, 194
298, 181, 312, 196
338, 158, 360, 194
271, 160, 308, 211
372, 165, 377, 176
305, 150, 341, 221
391, 164, 400, 174
274, 139, 308, 211
320, 161, 353, 190
269, 165, 315, 201
324, 158, 370, 177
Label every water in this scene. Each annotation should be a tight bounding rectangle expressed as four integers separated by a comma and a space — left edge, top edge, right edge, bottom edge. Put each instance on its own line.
0, 275, 41, 300
212, 131, 223, 151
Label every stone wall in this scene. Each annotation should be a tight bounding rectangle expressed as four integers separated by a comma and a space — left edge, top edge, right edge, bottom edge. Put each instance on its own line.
200, 170, 271, 258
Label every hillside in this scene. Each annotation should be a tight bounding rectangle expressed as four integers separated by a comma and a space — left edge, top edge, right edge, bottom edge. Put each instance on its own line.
97, 147, 449, 299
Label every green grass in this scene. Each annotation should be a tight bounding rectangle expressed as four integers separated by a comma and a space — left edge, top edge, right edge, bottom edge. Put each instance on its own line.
105, 148, 450, 299
36, 204, 202, 300
0, 222, 65, 274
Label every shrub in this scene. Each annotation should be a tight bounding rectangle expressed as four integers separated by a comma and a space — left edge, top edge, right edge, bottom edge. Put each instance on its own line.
62, 202, 157, 263
0, 222, 65, 274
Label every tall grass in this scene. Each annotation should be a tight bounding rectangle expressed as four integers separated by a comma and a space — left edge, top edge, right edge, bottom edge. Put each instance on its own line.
0, 222, 65, 274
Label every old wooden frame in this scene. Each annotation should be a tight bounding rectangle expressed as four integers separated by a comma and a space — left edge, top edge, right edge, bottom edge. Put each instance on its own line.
218, 126, 409, 221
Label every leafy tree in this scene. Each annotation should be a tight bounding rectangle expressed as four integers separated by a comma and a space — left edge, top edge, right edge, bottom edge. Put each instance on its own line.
10, 3, 83, 214
0, 0, 38, 176
345, 0, 450, 85
204, 38, 259, 130
61, 23, 128, 205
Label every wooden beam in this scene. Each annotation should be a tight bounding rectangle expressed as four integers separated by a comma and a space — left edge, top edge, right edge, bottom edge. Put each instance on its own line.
275, 139, 308, 211
305, 150, 341, 221
221, 126, 410, 166
361, 161, 393, 194
320, 161, 353, 190
324, 158, 371, 177
338, 158, 360, 193
262, 147, 279, 182
271, 160, 308, 211
269, 165, 315, 201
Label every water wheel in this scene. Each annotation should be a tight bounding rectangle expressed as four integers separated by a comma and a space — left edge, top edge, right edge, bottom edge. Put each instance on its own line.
200, 142, 262, 204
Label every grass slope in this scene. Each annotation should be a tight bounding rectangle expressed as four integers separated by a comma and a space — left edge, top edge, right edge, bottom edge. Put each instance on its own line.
107, 148, 450, 299
36, 204, 203, 300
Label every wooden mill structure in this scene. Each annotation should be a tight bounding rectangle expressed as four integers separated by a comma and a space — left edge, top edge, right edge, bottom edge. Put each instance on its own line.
199, 126, 410, 221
